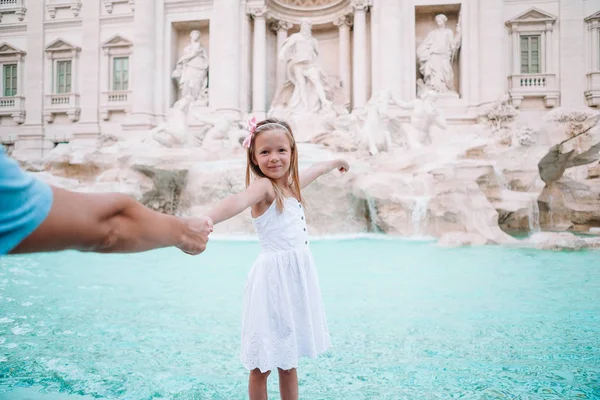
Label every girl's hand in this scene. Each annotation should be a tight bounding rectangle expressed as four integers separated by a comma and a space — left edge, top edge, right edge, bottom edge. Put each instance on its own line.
336, 159, 349, 174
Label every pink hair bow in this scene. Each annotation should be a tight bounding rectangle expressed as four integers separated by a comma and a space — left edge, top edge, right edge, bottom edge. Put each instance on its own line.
242, 116, 257, 149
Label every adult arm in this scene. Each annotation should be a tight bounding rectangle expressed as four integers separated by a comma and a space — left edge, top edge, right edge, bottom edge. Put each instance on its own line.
11, 187, 212, 255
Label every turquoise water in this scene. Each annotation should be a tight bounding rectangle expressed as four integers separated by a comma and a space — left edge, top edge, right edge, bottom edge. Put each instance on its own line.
0, 238, 599, 400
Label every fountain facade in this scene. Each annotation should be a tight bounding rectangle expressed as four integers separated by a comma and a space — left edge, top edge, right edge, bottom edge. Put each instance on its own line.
2, 0, 600, 247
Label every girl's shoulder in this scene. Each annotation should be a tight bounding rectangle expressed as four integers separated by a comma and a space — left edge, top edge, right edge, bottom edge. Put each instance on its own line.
250, 177, 276, 201
250, 178, 277, 219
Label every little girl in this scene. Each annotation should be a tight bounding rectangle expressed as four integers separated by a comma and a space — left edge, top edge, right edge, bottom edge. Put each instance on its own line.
207, 118, 349, 400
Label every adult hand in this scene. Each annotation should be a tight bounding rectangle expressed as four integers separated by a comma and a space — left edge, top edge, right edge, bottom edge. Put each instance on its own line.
177, 216, 213, 255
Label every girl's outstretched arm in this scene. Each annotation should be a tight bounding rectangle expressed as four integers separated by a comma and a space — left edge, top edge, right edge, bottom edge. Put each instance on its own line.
207, 178, 273, 225
300, 159, 349, 189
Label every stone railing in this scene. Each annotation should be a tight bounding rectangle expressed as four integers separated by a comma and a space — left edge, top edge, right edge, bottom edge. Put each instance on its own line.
508, 73, 559, 108
0, 0, 26, 21
0, 95, 25, 123
100, 90, 131, 120
43, 93, 80, 123
585, 71, 600, 107
0, 0, 20, 6
509, 73, 556, 90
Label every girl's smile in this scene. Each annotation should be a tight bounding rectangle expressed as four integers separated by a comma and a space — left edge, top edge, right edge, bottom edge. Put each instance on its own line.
253, 130, 292, 183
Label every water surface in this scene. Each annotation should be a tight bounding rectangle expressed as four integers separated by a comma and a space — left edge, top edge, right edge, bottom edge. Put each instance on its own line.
0, 239, 598, 399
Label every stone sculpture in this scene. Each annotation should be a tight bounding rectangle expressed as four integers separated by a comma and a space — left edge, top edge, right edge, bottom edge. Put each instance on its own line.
270, 20, 334, 113
150, 96, 194, 147
150, 96, 214, 148
359, 90, 398, 155
150, 30, 211, 147
397, 81, 447, 148
416, 13, 462, 94
172, 30, 209, 107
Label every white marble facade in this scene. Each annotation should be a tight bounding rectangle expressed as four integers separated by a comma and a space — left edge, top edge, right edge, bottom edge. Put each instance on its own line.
0, 0, 599, 154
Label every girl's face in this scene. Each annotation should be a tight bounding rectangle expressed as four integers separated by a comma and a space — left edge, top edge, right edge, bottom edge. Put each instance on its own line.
253, 129, 292, 183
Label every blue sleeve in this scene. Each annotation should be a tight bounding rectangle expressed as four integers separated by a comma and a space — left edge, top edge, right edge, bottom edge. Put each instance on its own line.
0, 149, 54, 255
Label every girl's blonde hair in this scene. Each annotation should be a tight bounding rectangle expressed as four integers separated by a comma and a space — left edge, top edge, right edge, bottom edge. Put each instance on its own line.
245, 118, 304, 212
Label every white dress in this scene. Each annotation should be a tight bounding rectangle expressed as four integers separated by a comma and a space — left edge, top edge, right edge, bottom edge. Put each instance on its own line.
241, 197, 331, 373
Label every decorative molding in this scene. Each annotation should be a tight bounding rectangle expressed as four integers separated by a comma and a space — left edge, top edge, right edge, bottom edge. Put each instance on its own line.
586, 72, 600, 107
271, 0, 345, 11
47, 1, 81, 19
103, 0, 135, 14
586, 11, 600, 30
508, 74, 559, 108
0, 0, 26, 23
44, 38, 81, 59
586, 11, 600, 23
43, 18, 82, 29
0, 22, 27, 33
163, 0, 212, 13
350, 0, 371, 11
0, 42, 25, 60
270, 19, 293, 32
43, 94, 81, 123
266, 0, 352, 25
0, 96, 25, 124
99, 14, 134, 26
333, 14, 352, 27
101, 34, 133, 55
248, 6, 268, 18
506, 7, 557, 31
100, 91, 131, 121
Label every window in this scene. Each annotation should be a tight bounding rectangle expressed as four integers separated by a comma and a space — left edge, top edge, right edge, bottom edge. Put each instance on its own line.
112, 56, 129, 91
3, 64, 17, 97
56, 60, 72, 94
520, 35, 540, 74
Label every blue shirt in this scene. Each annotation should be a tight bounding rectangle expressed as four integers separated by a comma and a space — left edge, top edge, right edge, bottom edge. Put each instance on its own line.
0, 149, 53, 254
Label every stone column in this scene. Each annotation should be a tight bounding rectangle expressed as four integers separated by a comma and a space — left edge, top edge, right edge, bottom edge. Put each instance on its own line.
125, 0, 156, 129
209, 0, 241, 117
15, 0, 47, 156
351, 0, 370, 109
370, 2, 380, 94
272, 19, 292, 90
541, 30, 547, 73
591, 23, 599, 71
546, 22, 554, 74
477, 0, 505, 103
334, 15, 352, 105
510, 27, 519, 76
559, 0, 585, 107
240, 8, 251, 113
249, 6, 268, 118
74, 0, 101, 142
378, 0, 402, 98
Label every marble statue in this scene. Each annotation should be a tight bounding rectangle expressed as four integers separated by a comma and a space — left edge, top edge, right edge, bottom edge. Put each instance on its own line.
416, 13, 462, 94
397, 81, 447, 148
172, 30, 209, 107
150, 96, 193, 147
150, 95, 212, 148
150, 30, 211, 147
359, 90, 397, 155
357, 85, 446, 154
270, 20, 334, 113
